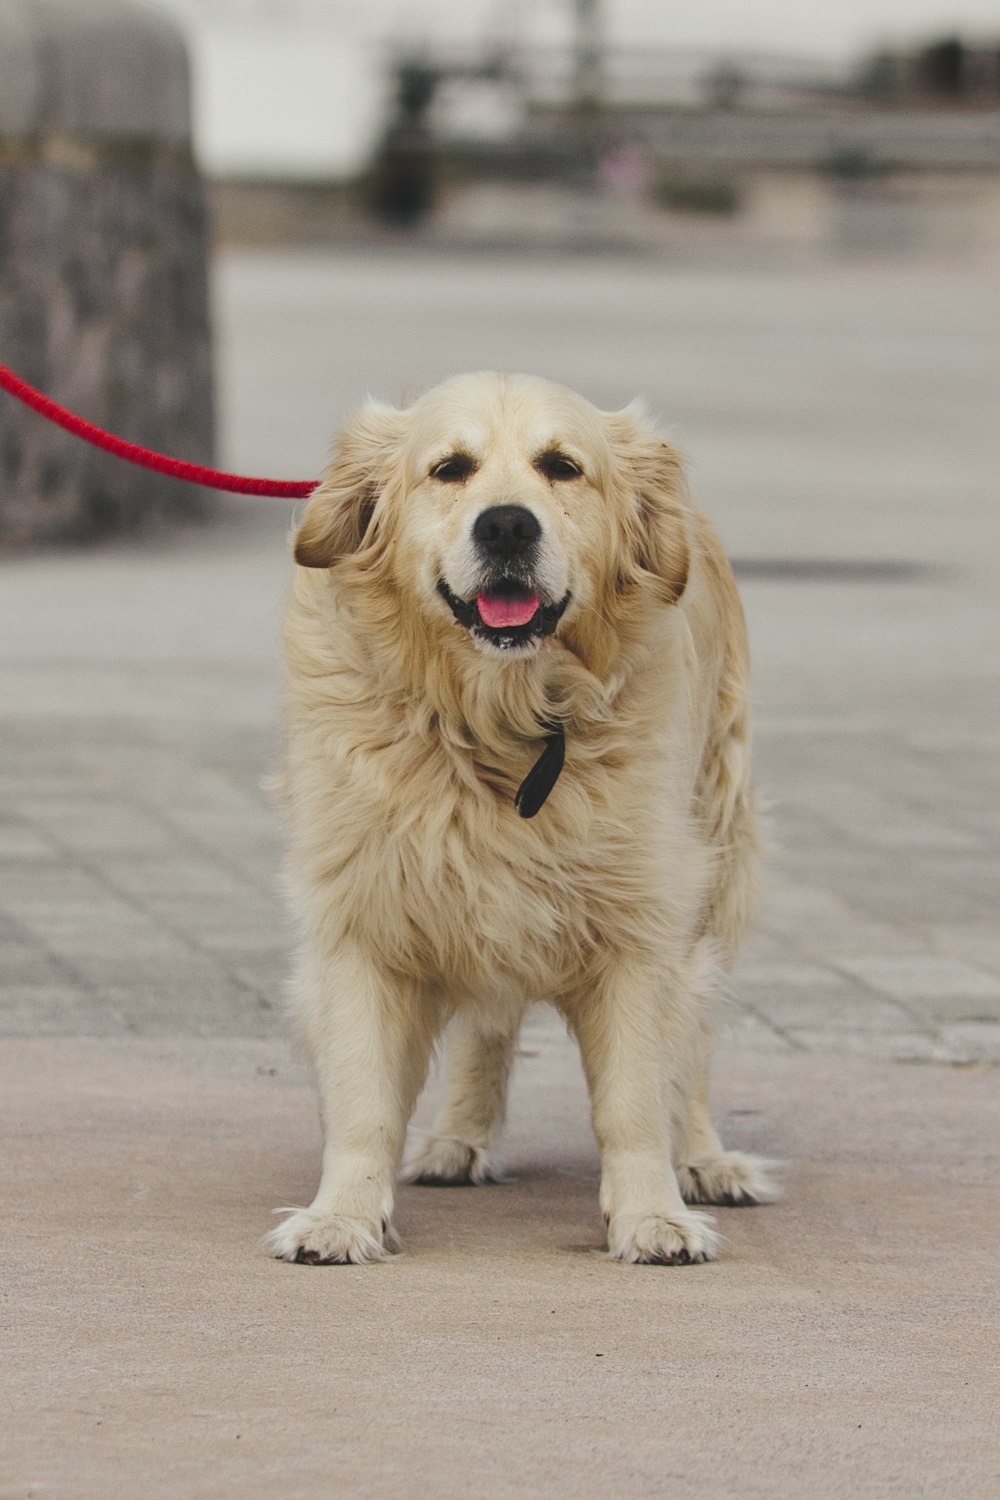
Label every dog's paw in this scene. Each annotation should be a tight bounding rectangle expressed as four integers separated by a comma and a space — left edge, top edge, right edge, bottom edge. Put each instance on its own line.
400, 1135, 502, 1186
265, 1207, 398, 1265
677, 1151, 782, 1207
606, 1207, 720, 1265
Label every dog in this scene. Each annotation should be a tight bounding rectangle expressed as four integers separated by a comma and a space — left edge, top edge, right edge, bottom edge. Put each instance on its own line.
267, 371, 777, 1266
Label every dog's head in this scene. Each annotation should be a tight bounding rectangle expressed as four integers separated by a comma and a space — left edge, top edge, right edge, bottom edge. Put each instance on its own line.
294, 373, 690, 665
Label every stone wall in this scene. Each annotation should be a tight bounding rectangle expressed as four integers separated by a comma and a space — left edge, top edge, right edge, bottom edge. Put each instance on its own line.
0, 0, 214, 545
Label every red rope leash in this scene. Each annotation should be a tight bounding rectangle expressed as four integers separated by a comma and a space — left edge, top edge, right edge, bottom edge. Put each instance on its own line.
0, 362, 318, 499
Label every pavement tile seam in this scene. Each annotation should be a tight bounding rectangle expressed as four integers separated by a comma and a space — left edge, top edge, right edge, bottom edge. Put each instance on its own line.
112, 803, 282, 903
723, 996, 806, 1053
0, 902, 110, 1010
1, 820, 281, 1013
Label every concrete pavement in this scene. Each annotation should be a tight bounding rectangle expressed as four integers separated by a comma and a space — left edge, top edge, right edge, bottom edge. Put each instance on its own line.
1, 248, 998, 1495
2, 1037, 997, 1499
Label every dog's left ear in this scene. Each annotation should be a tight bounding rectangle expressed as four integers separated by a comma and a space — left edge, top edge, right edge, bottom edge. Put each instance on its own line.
293, 402, 406, 569
606, 407, 691, 605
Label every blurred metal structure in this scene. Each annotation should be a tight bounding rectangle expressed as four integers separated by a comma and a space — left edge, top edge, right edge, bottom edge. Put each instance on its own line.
369, 47, 529, 225
377, 32, 1000, 174
573, 0, 603, 111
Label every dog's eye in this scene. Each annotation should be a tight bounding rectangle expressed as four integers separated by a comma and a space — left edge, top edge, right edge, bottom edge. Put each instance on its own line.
430, 454, 476, 483
535, 451, 582, 482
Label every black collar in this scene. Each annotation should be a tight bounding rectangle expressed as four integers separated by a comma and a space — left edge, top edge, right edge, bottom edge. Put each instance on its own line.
514, 721, 565, 818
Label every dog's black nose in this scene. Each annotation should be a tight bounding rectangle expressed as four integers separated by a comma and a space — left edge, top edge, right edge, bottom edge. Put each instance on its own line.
473, 506, 541, 558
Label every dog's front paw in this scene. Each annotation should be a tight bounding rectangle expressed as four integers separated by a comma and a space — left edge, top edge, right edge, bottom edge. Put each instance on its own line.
606, 1207, 720, 1265
401, 1135, 502, 1186
265, 1207, 398, 1265
677, 1151, 782, 1207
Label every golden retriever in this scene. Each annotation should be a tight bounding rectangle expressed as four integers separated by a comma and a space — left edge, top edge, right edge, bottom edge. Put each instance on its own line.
267, 371, 777, 1266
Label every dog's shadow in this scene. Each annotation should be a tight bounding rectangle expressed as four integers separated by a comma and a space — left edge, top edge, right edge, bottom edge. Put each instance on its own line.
394, 1155, 606, 1260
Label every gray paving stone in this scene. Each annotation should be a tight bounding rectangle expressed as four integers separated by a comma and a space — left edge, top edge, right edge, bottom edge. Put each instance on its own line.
759, 885, 928, 962
230, 956, 292, 1001
0, 250, 997, 1064
718, 1008, 796, 1053
936, 1023, 1000, 1064
0, 987, 135, 1037
0, 824, 61, 861
97, 856, 269, 903
95, 986, 284, 1039
783, 1027, 963, 1065
926, 923, 1000, 976
15, 799, 179, 857
833, 955, 1000, 1003
741, 979, 916, 1034
0, 941, 73, 988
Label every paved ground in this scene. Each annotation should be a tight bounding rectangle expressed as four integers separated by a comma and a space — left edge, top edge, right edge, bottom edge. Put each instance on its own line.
3, 248, 998, 1060
1, 249, 998, 1496
3, 1038, 998, 1499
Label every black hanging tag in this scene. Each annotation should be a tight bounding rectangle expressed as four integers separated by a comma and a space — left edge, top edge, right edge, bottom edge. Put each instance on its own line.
514, 721, 565, 819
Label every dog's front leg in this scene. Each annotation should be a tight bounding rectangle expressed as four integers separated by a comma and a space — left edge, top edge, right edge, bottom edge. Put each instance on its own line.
268, 947, 438, 1264
567, 959, 720, 1265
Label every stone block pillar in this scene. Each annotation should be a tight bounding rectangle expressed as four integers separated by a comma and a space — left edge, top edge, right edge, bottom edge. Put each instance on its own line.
0, 0, 214, 544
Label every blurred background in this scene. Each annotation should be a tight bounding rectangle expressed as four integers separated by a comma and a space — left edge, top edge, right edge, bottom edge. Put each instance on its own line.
191, 0, 1000, 258
4, 0, 1000, 529
0, 0, 997, 1064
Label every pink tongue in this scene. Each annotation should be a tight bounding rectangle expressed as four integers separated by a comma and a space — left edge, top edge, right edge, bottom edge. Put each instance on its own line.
477, 591, 539, 628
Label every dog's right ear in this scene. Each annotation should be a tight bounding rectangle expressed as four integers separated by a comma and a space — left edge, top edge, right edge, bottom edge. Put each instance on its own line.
604, 405, 691, 607
293, 403, 406, 569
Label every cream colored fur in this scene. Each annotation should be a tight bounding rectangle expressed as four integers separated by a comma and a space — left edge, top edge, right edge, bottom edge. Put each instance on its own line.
267, 372, 778, 1267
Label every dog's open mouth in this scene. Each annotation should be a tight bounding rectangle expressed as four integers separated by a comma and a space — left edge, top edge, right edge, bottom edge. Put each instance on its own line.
438, 580, 569, 652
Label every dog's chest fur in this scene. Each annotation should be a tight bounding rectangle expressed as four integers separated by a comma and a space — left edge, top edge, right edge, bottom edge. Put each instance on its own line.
282, 568, 718, 1002
285, 686, 707, 1003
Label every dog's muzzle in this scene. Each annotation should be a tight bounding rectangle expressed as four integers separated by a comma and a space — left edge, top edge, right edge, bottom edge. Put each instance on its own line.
439, 504, 568, 652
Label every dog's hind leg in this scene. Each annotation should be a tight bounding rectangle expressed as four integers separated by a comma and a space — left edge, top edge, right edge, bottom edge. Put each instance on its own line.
677, 709, 781, 1206
676, 1033, 781, 1206
401, 1008, 522, 1186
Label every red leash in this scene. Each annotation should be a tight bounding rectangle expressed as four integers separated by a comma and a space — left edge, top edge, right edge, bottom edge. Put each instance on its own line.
0, 362, 318, 499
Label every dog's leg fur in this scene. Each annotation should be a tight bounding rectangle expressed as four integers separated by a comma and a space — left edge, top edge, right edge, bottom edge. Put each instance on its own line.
402, 1009, 523, 1185
267, 947, 439, 1263
676, 692, 780, 1207
676, 1034, 781, 1206
566, 953, 720, 1265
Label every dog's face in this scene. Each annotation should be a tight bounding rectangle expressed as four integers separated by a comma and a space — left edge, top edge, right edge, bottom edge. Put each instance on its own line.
294, 373, 690, 663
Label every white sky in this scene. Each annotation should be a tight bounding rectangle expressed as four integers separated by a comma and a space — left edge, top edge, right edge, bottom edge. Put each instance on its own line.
387, 0, 1000, 60
158, 0, 1000, 60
